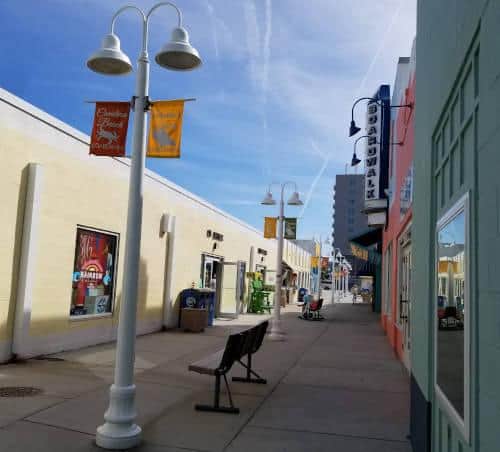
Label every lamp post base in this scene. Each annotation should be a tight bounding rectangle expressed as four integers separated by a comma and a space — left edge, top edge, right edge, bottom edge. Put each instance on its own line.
267, 320, 286, 341
96, 384, 142, 450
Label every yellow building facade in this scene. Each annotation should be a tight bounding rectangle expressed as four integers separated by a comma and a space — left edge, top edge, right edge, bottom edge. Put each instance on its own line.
0, 88, 311, 362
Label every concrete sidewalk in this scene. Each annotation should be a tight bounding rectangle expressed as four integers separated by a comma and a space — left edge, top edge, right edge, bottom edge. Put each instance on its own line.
0, 303, 411, 452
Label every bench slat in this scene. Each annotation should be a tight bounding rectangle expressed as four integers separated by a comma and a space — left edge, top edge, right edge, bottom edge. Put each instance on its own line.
188, 350, 224, 375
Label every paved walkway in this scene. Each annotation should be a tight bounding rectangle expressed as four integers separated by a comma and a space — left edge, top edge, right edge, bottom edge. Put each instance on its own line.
0, 303, 411, 452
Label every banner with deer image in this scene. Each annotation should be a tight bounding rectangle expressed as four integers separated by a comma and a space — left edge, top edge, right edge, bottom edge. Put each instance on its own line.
147, 100, 184, 158
89, 102, 130, 157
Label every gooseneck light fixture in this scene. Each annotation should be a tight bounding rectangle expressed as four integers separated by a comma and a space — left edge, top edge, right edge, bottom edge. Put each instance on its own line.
262, 182, 303, 340
348, 97, 413, 137
86, 2, 202, 450
350, 135, 376, 167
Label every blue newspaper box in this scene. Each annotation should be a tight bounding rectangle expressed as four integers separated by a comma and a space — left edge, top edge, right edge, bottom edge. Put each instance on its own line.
197, 288, 216, 326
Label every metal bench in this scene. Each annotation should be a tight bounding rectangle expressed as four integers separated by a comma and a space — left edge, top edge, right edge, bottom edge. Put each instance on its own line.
188, 321, 268, 414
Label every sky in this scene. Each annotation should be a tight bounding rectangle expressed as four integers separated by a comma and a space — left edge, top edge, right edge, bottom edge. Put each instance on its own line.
0, 0, 416, 254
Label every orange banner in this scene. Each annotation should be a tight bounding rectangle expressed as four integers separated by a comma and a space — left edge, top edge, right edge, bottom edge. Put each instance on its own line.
90, 102, 130, 157
264, 217, 277, 239
311, 256, 319, 268
147, 100, 184, 158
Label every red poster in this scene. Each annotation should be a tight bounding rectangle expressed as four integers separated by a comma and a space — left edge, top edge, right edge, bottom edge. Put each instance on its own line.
71, 227, 118, 316
89, 101, 130, 156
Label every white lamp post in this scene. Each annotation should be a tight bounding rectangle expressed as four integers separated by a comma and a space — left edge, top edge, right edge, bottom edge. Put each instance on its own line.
86, 3, 201, 449
316, 235, 330, 303
332, 248, 341, 304
262, 183, 303, 341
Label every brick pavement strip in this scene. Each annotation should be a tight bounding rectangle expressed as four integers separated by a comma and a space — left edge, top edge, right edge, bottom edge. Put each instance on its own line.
0, 303, 411, 452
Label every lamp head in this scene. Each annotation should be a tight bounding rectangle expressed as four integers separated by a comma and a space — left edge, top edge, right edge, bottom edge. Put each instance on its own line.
261, 191, 276, 205
351, 152, 362, 167
349, 120, 361, 137
287, 191, 303, 206
155, 27, 202, 71
87, 33, 132, 75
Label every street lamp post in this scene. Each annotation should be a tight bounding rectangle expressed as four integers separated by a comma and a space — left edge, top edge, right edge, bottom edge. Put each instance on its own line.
332, 248, 341, 304
262, 183, 303, 341
86, 3, 201, 449
316, 235, 330, 303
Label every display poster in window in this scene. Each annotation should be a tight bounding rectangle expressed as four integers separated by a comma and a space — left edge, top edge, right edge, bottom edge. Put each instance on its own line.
71, 227, 119, 316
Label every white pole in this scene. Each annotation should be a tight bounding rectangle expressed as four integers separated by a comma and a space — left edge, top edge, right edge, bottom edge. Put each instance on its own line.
96, 46, 149, 451
269, 191, 285, 340
331, 260, 335, 305
318, 237, 322, 301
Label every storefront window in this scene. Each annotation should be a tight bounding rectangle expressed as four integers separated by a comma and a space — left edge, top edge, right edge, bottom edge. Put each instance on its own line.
436, 199, 467, 424
70, 227, 119, 317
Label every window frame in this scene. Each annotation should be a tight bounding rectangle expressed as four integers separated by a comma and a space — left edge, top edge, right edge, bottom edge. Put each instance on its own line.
434, 191, 470, 442
70, 225, 120, 319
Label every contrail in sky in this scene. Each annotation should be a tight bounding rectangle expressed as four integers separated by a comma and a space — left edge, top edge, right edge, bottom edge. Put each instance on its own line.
299, 0, 404, 218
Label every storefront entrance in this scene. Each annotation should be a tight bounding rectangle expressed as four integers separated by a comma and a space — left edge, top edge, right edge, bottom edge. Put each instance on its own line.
201, 254, 246, 318
399, 239, 412, 370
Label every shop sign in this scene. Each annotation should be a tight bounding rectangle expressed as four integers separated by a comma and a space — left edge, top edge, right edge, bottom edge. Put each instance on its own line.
365, 100, 382, 202
147, 100, 185, 158
350, 243, 369, 261
400, 164, 413, 218
284, 218, 297, 239
90, 101, 130, 157
71, 227, 119, 316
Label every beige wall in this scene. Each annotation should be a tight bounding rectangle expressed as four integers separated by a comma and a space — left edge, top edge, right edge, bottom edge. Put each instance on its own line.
0, 89, 277, 361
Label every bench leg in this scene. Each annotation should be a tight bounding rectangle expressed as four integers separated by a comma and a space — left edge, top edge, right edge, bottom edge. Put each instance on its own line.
232, 354, 267, 384
195, 374, 240, 414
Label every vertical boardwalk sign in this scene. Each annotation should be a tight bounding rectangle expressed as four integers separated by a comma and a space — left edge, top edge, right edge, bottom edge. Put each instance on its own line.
147, 100, 185, 158
89, 102, 130, 157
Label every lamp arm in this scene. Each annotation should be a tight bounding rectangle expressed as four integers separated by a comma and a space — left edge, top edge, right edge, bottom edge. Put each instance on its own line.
351, 97, 381, 121
353, 135, 370, 155
146, 2, 183, 26
281, 181, 298, 199
111, 5, 148, 53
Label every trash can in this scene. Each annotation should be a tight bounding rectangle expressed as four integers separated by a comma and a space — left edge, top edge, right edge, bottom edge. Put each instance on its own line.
198, 288, 216, 326
179, 289, 204, 331
179, 288, 215, 330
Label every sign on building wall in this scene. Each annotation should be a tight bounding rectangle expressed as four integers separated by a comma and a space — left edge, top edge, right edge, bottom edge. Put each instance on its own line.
90, 102, 130, 157
400, 164, 414, 218
365, 100, 382, 202
71, 227, 119, 316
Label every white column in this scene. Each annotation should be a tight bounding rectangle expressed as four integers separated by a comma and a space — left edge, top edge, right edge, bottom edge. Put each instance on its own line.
12, 163, 43, 358
96, 51, 149, 450
162, 215, 177, 328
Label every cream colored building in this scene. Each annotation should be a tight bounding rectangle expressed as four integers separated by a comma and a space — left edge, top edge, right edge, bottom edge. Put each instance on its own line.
0, 88, 311, 363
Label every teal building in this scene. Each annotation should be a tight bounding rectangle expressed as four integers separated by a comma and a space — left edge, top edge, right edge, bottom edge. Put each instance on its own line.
412, 1, 500, 451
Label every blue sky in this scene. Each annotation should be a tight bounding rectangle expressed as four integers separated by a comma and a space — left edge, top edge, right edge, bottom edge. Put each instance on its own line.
0, 0, 416, 253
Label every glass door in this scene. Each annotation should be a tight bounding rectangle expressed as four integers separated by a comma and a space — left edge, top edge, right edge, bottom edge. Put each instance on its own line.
217, 261, 246, 318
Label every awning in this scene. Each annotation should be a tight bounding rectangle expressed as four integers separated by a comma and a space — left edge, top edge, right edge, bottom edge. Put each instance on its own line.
348, 228, 382, 265
349, 228, 382, 247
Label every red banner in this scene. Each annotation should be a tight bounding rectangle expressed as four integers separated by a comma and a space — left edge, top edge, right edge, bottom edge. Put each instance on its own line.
90, 101, 130, 156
